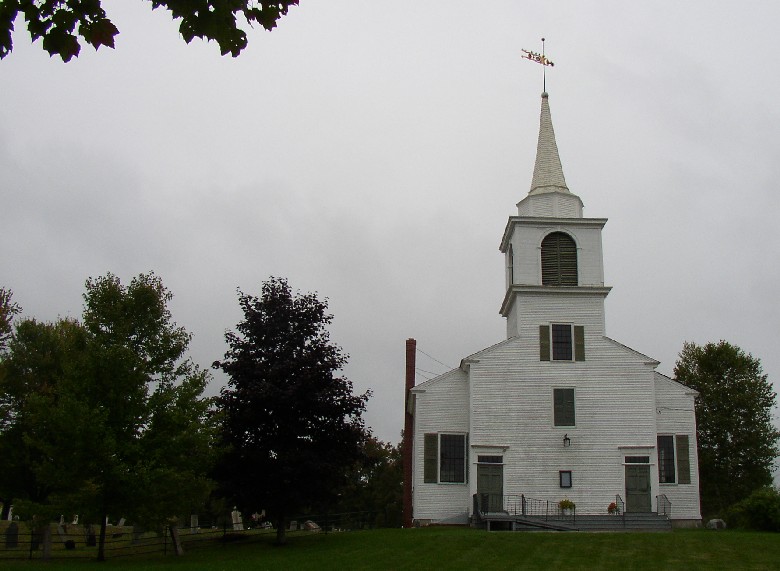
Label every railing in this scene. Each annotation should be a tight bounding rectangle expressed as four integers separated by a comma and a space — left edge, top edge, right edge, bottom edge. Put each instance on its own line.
615, 494, 626, 528
656, 494, 671, 517
474, 494, 575, 523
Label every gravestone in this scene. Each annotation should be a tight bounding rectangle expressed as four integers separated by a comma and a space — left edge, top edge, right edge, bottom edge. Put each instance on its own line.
706, 518, 727, 529
30, 529, 41, 551
190, 514, 199, 533
71, 515, 79, 525
5, 522, 19, 548
86, 525, 96, 547
289, 520, 298, 531
303, 520, 321, 532
231, 507, 244, 531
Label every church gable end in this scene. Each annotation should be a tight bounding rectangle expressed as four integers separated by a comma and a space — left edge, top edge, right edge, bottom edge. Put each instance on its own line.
409, 90, 701, 528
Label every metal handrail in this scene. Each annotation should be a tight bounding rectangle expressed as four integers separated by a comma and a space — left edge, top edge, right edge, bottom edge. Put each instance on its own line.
656, 494, 671, 516
615, 494, 626, 528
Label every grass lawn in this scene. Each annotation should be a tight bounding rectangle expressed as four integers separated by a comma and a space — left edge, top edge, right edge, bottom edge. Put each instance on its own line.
2, 527, 778, 570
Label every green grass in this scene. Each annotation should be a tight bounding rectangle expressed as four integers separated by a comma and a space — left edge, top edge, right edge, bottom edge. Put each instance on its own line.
2, 527, 779, 570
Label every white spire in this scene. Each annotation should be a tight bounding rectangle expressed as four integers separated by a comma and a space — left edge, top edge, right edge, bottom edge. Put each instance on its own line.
529, 92, 569, 195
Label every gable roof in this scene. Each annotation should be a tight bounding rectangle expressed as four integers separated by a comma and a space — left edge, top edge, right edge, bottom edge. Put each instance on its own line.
602, 335, 660, 366
654, 370, 699, 396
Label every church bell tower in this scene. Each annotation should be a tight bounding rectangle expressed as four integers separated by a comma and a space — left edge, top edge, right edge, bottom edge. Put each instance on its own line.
499, 93, 611, 341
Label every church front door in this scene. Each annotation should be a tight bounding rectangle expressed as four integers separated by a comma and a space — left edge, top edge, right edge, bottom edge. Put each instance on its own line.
625, 465, 651, 512
477, 464, 504, 513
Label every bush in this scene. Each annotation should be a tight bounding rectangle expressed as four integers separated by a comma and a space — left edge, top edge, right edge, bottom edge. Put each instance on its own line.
725, 486, 780, 532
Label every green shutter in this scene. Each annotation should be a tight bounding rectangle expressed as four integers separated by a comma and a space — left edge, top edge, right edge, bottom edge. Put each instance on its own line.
423, 433, 438, 483
574, 326, 585, 361
540, 325, 550, 361
676, 435, 691, 484
464, 433, 469, 483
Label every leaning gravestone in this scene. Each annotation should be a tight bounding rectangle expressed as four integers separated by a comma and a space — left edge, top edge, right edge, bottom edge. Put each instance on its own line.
5, 522, 19, 548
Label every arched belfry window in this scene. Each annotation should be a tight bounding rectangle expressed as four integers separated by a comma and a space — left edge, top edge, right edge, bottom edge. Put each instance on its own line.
541, 232, 578, 286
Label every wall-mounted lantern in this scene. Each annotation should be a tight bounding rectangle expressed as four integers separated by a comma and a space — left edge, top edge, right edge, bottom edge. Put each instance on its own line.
563, 434, 571, 448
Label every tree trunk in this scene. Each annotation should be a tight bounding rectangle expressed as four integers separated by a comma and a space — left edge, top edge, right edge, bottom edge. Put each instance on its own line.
97, 513, 108, 562
275, 514, 286, 545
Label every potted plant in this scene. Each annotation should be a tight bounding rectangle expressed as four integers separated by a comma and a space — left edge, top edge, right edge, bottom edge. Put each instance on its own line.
607, 502, 618, 515
558, 498, 576, 515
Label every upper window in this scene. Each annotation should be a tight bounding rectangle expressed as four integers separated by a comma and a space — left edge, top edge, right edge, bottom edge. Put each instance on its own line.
540, 324, 585, 361
423, 433, 467, 484
541, 232, 578, 286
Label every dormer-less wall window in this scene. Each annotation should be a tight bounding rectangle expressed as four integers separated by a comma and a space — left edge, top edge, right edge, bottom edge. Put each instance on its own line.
541, 232, 577, 286
540, 324, 585, 361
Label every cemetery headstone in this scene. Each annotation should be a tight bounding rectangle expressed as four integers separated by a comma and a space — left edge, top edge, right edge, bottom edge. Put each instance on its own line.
5, 521, 19, 548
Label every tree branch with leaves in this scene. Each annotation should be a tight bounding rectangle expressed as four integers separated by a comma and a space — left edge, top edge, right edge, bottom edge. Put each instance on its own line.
0, 0, 298, 62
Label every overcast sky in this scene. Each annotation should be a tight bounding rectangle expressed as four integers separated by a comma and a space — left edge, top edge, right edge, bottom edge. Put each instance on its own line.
2, 1, 779, 446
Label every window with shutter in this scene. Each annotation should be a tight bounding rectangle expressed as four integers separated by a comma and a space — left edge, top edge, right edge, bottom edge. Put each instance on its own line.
423, 433, 467, 484
554, 388, 575, 427
541, 232, 578, 286
541, 324, 585, 362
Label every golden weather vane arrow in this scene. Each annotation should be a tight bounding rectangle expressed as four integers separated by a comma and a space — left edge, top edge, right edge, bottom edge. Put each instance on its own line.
522, 38, 554, 92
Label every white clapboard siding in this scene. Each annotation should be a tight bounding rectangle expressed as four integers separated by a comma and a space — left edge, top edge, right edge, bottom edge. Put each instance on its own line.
654, 373, 702, 521
466, 335, 660, 515
507, 220, 606, 288
411, 369, 471, 522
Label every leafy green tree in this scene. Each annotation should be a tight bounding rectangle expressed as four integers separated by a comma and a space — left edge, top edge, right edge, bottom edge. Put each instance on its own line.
0, 0, 298, 62
675, 341, 780, 517
214, 277, 370, 545
330, 437, 403, 528
0, 317, 85, 520
0, 287, 20, 354
0, 273, 215, 561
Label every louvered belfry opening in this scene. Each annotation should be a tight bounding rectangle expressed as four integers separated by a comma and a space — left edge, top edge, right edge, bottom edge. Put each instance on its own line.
541, 232, 577, 286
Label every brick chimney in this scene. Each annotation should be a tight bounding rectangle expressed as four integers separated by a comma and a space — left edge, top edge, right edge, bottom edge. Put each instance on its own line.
402, 338, 416, 528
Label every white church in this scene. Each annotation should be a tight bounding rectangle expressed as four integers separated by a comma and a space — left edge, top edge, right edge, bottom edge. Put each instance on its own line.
406, 92, 702, 529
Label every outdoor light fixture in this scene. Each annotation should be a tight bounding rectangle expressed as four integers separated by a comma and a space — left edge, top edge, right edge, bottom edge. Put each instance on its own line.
563, 434, 571, 448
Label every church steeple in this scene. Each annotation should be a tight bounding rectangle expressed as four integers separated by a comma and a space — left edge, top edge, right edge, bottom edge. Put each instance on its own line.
530, 92, 569, 195
500, 90, 610, 338
516, 92, 583, 218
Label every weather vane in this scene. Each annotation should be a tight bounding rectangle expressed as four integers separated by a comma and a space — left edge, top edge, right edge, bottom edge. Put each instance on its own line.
522, 38, 554, 92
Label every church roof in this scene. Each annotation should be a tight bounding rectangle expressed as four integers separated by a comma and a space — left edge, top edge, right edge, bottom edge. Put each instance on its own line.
529, 92, 569, 195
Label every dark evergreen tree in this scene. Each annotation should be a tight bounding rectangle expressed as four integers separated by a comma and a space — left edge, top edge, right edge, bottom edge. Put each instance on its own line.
214, 277, 370, 544
675, 341, 779, 517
